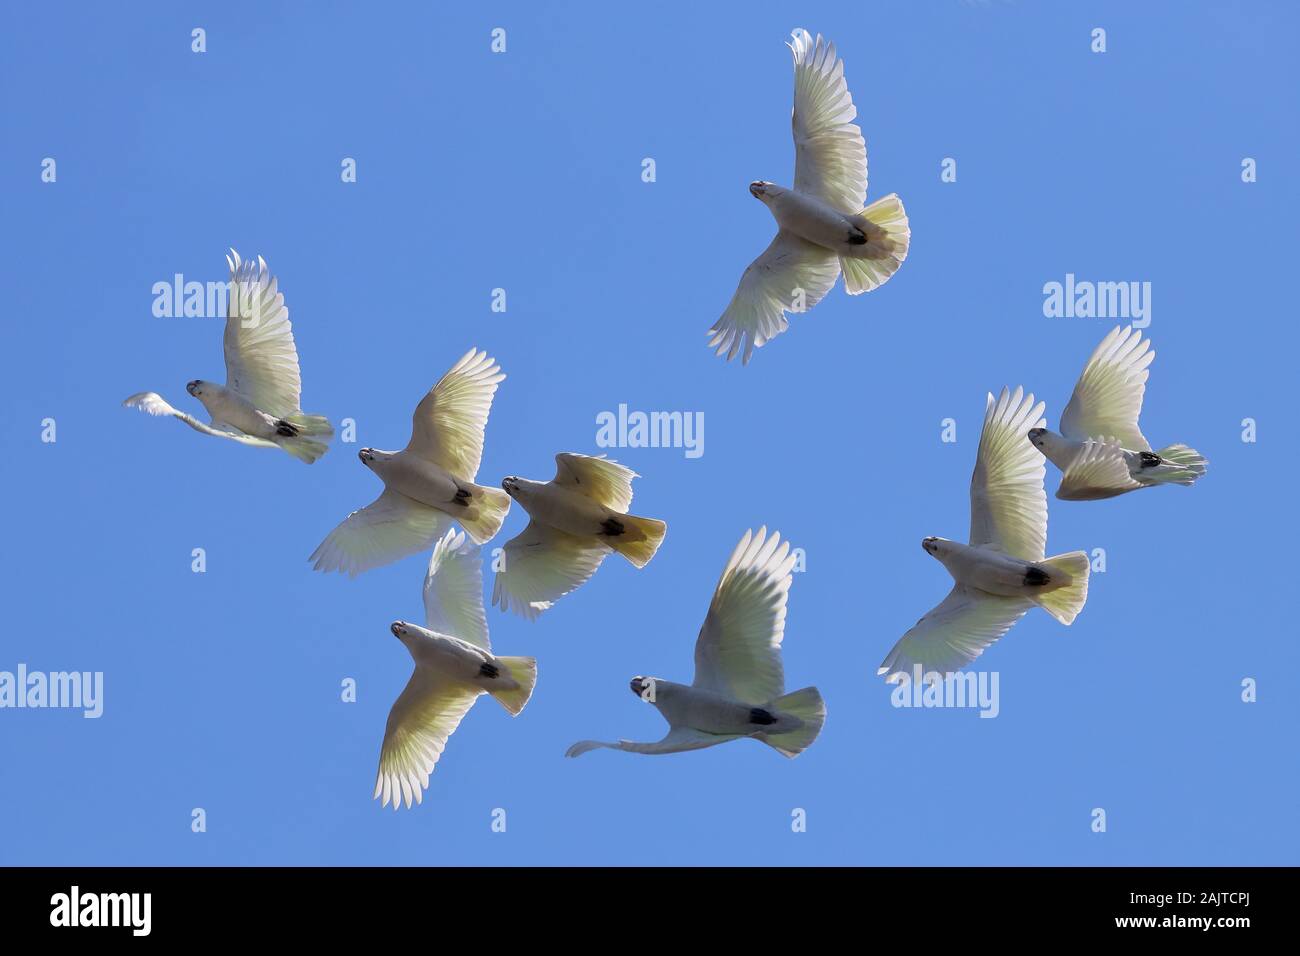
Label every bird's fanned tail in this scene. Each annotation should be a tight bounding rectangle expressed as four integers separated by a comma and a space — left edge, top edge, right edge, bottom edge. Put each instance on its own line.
1029, 551, 1091, 625
757, 686, 826, 758
1145, 443, 1208, 486
455, 483, 511, 544
487, 657, 537, 716
603, 513, 667, 568
840, 193, 910, 295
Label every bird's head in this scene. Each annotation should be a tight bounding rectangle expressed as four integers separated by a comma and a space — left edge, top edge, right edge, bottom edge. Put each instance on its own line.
628, 676, 657, 702
502, 476, 536, 504
186, 380, 205, 398
749, 180, 776, 202
1026, 427, 1048, 449
390, 621, 430, 650
921, 536, 950, 559
358, 447, 377, 467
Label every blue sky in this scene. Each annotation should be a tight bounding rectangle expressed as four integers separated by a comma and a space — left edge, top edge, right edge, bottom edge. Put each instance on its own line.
1, 0, 1296, 865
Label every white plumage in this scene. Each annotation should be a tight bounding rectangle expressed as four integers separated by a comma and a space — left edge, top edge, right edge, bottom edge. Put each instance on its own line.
492, 454, 666, 619
879, 388, 1091, 681
1029, 326, 1209, 499
375, 529, 537, 810
709, 29, 910, 364
123, 250, 334, 463
310, 348, 511, 577
566, 527, 825, 759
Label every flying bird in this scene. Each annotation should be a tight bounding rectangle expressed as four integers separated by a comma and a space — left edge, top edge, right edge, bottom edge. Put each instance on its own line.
123, 250, 333, 463
310, 348, 511, 577
1028, 326, 1208, 500
492, 454, 666, 619
708, 28, 911, 365
566, 527, 824, 758
878, 388, 1091, 682
375, 529, 537, 810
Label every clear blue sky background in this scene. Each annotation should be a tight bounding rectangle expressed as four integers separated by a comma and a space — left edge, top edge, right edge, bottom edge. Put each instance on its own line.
2, 1, 1296, 866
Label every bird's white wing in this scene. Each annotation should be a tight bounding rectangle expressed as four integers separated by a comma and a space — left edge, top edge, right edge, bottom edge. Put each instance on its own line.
1056, 439, 1145, 501
122, 392, 279, 448
789, 28, 868, 214
491, 521, 610, 619
553, 453, 636, 512
708, 231, 841, 365
565, 727, 742, 758
877, 586, 1033, 682
222, 250, 303, 418
969, 387, 1048, 562
374, 669, 480, 810
310, 488, 451, 577
693, 527, 798, 705
423, 529, 490, 650
1059, 325, 1153, 451
405, 348, 504, 479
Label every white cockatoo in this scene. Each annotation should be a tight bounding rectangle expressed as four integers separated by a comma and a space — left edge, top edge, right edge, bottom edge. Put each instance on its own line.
375, 529, 537, 810
709, 28, 911, 365
310, 348, 511, 577
1027, 326, 1208, 500
123, 250, 333, 463
492, 454, 666, 619
566, 527, 825, 759
878, 388, 1091, 682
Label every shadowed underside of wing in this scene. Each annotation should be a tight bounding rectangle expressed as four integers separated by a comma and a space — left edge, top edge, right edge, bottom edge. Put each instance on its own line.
878, 585, 1032, 682
709, 232, 840, 365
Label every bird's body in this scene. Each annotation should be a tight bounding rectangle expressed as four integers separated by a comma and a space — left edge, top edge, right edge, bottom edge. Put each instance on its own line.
188, 382, 287, 442
310, 348, 511, 577
393, 622, 522, 696
566, 527, 825, 760
923, 537, 1080, 601
635, 678, 809, 739
1032, 429, 1199, 496
1029, 326, 1207, 500
492, 454, 666, 619
364, 450, 471, 512
123, 250, 333, 463
374, 530, 537, 811
754, 183, 897, 260
758, 184, 864, 250
709, 29, 910, 364
503, 477, 627, 539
